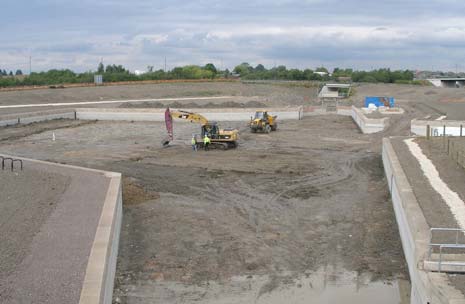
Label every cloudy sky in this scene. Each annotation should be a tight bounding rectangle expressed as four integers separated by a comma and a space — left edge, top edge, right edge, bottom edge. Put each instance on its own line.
2, 0, 465, 73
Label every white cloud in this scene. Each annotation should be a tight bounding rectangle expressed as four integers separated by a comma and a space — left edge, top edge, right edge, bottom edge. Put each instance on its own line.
2, 0, 465, 72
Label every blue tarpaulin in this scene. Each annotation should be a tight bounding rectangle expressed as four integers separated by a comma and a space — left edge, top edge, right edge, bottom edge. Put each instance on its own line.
365, 97, 395, 108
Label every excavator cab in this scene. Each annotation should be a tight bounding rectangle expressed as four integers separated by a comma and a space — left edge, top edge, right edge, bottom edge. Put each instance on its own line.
201, 123, 219, 139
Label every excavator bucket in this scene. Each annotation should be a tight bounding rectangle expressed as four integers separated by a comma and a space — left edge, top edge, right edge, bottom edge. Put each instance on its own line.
162, 107, 173, 146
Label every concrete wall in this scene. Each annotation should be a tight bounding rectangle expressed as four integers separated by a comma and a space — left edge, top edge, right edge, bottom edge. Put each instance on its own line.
337, 106, 352, 116
383, 138, 465, 304
301, 106, 352, 117
75, 107, 303, 122
79, 172, 123, 304
351, 106, 388, 134
0, 109, 76, 127
0, 107, 303, 127
411, 119, 465, 136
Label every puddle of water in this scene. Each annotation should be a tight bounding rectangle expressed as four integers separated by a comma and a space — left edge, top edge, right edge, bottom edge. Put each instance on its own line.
124, 264, 409, 304
254, 266, 405, 304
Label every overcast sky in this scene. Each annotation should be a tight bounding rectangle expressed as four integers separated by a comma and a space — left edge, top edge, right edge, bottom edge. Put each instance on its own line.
2, 0, 465, 73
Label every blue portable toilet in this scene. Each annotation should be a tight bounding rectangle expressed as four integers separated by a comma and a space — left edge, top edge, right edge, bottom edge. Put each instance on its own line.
365, 97, 395, 108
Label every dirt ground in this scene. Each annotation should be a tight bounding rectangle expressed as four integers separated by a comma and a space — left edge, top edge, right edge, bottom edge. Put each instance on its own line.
0, 115, 409, 303
3, 81, 465, 303
0, 82, 316, 115
2, 81, 465, 119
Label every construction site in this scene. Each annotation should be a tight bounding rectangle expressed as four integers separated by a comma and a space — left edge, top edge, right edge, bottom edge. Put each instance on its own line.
1, 81, 465, 304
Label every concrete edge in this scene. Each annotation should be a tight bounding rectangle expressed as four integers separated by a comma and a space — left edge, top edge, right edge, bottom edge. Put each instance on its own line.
0, 153, 119, 177
382, 137, 465, 304
411, 119, 465, 136
78, 174, 122, 304
301, 105, 352, 117
352, 105, 388, 134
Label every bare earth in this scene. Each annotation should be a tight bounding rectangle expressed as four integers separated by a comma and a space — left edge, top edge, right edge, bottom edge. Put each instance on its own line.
2, 82, 465, 303
0, 116, 408, 303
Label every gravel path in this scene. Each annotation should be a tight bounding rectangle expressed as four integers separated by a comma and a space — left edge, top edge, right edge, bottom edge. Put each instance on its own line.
404, 138, 465, 229
0, 167, 69, 276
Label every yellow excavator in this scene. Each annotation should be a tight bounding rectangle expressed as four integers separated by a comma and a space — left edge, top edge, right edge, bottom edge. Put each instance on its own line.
163, 108, 239, 149
249, 111, 278, 133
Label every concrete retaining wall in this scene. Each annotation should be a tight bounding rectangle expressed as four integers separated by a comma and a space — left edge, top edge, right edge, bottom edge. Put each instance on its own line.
337, 106, 352, 116
302, 105, 352, 116
351, 105, 388, 134
0, 109, 76, 127
79, 172, 122, 304
0, 107, 303, 127
382, 138, 465, 304
411, 119, 465, 136
75, 107, 303, 121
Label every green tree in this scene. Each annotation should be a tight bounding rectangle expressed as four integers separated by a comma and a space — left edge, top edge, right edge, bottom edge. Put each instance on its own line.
204, 63, 217, 75
254, 64, 266, 72
97, 62, 104, 73
315, 67, 329, 73
233, 62, 253, 76
15, 69, 23, 76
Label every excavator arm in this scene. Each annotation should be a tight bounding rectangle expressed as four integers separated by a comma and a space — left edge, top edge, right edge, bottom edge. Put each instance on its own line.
162, 108, 210, 146
169, 110, 209, 126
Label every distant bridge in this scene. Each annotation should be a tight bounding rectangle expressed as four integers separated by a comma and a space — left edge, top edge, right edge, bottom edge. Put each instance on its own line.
427, 78, 465, 88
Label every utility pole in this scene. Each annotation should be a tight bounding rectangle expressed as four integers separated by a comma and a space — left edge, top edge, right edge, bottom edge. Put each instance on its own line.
274, 61, 277, 81
164, 57, 167, 72
29, 56, 32, 75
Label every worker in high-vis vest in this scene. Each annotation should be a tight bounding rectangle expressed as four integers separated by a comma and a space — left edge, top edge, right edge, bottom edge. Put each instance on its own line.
191, 136, 197, 151
203, 134, 211, 151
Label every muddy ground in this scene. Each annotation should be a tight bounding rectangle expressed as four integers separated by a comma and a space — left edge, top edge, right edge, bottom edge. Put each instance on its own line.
0, 115, 410, 303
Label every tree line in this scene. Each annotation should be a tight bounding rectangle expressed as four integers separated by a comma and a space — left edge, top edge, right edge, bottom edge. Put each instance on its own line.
0, 69, 23, 76
233, 62, 415, 83
0, 62, 417, 88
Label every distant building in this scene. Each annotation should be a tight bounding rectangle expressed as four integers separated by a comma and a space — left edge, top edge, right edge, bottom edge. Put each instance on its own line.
318, 83, 352, 98
315, 71, 329, 77
134, 70, 146, 76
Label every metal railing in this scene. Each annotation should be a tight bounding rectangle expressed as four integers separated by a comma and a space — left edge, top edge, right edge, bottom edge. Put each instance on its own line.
428, 228, 465, 272
0, 156, 23, 172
